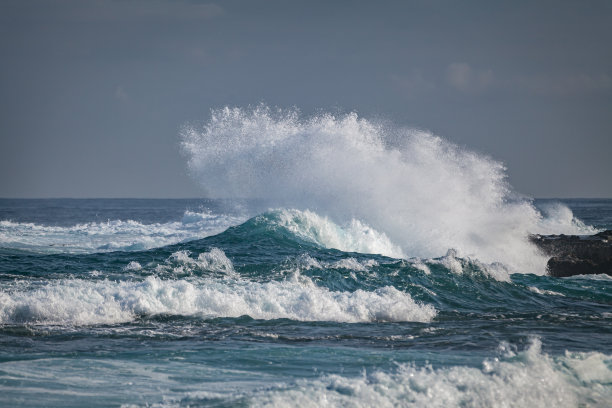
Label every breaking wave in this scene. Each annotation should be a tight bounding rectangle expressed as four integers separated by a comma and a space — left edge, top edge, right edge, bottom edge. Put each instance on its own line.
258, 209, 405, 258
251, 339, 611, 408
0, 250, 436, 325
181, 106, 595, 274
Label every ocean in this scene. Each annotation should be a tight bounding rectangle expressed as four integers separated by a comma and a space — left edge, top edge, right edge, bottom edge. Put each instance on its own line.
1, 108, 611, 406
0, 198, 610, 407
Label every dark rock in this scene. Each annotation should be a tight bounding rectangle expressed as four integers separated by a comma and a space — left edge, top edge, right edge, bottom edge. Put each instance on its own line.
529, 230, 612, 277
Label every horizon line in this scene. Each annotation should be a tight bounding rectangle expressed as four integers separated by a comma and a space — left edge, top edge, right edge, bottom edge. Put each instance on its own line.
1, 196, 612, 200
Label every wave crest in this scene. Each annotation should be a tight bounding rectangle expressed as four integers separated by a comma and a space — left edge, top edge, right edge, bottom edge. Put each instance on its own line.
0, 274, 436, 325
181, 106, 595, 273
263, 208, 404, 257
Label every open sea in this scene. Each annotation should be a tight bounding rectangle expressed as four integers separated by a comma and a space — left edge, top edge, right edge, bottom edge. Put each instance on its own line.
0, 198, 610, 407
1, 109, 611, 406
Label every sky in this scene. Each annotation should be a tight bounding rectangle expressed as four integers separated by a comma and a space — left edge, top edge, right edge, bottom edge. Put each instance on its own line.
0, 0, 611, 198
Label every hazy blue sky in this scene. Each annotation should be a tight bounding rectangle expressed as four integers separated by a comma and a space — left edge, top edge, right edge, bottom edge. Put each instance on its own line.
1, 0, 611, 198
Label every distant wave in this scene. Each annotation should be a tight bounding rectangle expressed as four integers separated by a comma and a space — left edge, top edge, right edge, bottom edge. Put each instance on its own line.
182, 105, 596, 273
0, 210, 245, 254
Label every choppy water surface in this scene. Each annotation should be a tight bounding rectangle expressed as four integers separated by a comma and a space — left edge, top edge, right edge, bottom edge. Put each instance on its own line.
1, 105, 611, 407
0, 198, 610, 407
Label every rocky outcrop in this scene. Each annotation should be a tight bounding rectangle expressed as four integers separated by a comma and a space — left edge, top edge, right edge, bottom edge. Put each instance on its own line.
529, 230, 612, 277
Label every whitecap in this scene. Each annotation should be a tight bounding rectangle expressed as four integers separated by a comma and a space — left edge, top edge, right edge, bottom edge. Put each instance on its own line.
0, 211, 245, 254
250, 339, 611, 408
0, 274, 436, 326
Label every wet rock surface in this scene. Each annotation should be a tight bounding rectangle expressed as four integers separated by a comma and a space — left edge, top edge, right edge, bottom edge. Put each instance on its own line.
529, 230, 612, 277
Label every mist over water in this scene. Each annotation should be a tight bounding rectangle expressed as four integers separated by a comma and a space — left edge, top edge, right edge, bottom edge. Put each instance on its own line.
181, 106, 593, 274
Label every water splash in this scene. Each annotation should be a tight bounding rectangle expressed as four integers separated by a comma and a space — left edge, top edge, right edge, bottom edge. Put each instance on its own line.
181, 106, 593, 273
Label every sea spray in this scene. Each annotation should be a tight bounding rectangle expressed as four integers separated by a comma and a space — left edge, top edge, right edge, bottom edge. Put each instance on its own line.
181, 106, 593, 273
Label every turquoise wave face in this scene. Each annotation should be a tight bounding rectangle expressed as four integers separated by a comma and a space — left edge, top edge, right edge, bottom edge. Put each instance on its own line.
1, 208, 610, 343
1, 200, 611, 407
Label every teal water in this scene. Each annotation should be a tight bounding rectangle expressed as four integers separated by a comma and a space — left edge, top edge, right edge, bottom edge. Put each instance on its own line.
0, 199, 610, 407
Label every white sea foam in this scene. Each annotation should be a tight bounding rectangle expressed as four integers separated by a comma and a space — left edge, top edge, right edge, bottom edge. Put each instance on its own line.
269, 209, 405, 258
408, 260, 431, 274
329, 258, 378, 272
251, 339, 612, 408
292, 254, 379, 273
566, 273, 612, 281
528, 286, 565, 296
293, 254, 324, 270
0, 273, 435, 326
168, 248, 236, 275
124, 261, 142, 271
181, 106, 596, 274
0, 211, 244, 254
427, 249, 513, 281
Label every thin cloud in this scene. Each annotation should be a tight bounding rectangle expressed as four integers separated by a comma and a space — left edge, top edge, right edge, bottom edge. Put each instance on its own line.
446, 63, 494, 93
